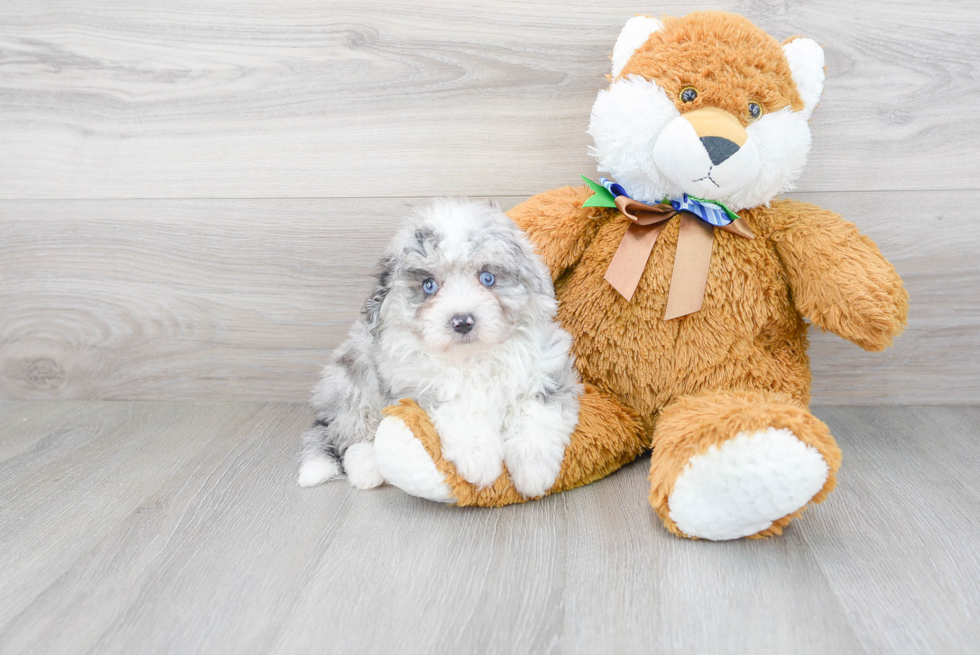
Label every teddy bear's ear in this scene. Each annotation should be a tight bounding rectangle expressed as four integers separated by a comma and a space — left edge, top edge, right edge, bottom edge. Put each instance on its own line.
611, 16, 663, 78
782, 37, 825, 119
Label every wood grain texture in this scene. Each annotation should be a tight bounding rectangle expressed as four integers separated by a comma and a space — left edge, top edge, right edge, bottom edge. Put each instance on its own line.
1, 403, 336, 655
0, 402, 260, 631
0, 0, 978, 199
0, 197, 405, 401
557, 465, 867, 654
2, 401, 979, 654
2, 191, 976, 403
805, 406, 980, 655
0, 401, 100, 463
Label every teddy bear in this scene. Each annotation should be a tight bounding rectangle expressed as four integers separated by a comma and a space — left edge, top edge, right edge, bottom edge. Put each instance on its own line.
372, 10, 908, 540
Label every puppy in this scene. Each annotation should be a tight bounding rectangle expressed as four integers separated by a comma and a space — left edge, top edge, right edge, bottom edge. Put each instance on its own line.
298, 198, 581, 498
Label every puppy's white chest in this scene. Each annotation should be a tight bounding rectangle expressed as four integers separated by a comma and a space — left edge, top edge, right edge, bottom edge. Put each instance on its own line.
429, 358, 513, 412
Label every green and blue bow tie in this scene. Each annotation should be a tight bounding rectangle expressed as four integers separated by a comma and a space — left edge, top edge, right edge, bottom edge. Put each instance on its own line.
582, 175, 741, 226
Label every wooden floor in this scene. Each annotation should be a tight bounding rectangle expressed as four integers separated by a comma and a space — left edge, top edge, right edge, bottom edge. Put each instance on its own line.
0, 402, 977, 654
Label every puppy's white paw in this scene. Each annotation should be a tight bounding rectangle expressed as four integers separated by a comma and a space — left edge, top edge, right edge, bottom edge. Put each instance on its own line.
430, 407, 505, 490
507, 455, 562, 499
668, 427, 830, 541
447, 440, 504, 490
374, 417, 454, 503
504, 401, 574, 498
297, 455, 340, 487
343, 442, 384, 490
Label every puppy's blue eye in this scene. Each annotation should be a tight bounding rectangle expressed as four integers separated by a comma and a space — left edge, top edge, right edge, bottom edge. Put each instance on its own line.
422, 279, 438, 295
479, 271, 495, 287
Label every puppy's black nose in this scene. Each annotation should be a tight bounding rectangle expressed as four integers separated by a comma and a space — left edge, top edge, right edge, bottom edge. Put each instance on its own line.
700, 136, 740, 166
451, 314, 475, 334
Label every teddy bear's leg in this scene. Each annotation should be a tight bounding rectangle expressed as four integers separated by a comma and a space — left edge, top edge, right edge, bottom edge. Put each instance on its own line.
648, 390, 842, 541
375, 385, 645, 507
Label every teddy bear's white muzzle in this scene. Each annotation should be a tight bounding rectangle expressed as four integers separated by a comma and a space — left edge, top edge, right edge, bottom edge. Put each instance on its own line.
653, 112, 759, 201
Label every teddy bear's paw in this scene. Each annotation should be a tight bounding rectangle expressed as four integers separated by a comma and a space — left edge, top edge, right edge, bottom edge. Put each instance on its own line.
343, 442, 385, 490
374, 416, 455, 503
667, 427, 829, 541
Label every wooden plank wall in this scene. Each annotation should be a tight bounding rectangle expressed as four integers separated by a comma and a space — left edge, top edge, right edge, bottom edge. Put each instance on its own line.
1, 0, 978, 403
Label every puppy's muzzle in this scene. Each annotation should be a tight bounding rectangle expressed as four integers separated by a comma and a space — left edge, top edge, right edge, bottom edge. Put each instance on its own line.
451, 314, 475, 334
683, 107, 747, 166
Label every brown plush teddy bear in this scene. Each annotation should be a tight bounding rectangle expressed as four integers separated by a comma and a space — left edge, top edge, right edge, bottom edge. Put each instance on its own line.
373, 10, 908, 540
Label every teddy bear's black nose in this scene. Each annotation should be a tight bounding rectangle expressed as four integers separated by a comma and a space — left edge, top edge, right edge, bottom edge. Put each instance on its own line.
451, 314, 475, 334
700, 136, 740, 165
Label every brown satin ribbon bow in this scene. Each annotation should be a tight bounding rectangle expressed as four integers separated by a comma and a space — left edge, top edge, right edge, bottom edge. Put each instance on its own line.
603, 195, 755, 320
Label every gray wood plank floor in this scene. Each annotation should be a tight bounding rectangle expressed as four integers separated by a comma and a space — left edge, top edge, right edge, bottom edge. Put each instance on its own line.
1, 402, 977, 655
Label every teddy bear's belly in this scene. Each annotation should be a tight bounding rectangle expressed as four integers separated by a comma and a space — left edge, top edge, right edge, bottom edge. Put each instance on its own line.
555, 218, 811, 426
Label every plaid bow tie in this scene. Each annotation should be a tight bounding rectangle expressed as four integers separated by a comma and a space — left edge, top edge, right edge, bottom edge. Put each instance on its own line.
582, 175, 754, 319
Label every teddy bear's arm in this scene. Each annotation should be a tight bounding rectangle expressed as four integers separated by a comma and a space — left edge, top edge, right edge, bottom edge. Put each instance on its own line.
771, 200, 909, 352
508, 186, 608, 281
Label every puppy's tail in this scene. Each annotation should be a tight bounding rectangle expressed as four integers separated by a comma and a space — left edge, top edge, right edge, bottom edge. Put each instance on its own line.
297, 420, 344, 487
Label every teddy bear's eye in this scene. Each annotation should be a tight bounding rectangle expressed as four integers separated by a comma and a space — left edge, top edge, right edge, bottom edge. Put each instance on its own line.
747, 102, 763, 121
679, 87, 698, 103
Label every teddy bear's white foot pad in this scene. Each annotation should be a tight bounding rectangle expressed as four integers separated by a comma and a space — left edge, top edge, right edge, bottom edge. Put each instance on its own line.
374, 416, 455, 503
667, 427, 829, 541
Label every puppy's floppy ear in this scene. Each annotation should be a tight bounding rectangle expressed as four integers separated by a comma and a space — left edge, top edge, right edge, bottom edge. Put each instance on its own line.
363, 255, 393, 335
783, 37, 825, 119
611, 15, 663, 78
509, 232, 555, 298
